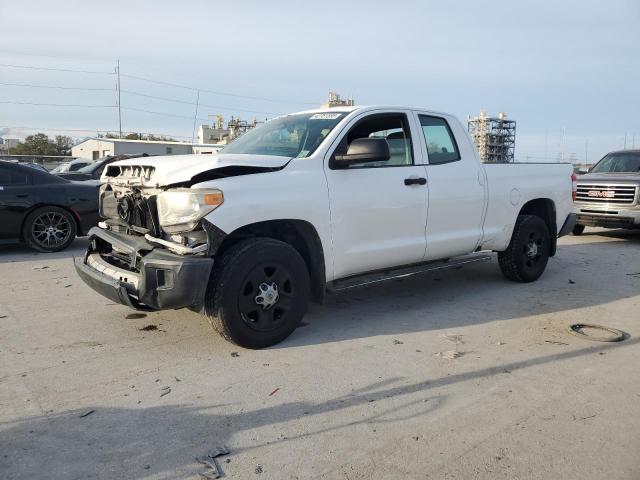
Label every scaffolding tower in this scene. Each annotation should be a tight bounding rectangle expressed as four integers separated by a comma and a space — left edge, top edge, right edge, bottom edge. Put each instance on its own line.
467, 111, 516, 163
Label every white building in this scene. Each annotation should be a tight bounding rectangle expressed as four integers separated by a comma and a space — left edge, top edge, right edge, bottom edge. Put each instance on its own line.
71, 138, 223, 159
0, 138, 20, 154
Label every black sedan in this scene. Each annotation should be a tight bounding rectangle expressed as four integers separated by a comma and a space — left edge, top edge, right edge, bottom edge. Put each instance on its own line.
0, 161, 99, 252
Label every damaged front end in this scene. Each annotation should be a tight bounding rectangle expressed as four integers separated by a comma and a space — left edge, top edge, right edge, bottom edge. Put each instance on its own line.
74, 163, 226, 311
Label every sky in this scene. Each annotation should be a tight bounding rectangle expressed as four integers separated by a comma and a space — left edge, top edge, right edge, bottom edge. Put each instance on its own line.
1, 0, 639, 162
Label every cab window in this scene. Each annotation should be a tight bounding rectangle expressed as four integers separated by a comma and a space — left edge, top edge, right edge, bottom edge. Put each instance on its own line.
335, 113, 413, 168
419, 115, 460, 164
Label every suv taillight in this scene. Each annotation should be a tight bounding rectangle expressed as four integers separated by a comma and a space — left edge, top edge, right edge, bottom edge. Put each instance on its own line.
571, 173, 577, 201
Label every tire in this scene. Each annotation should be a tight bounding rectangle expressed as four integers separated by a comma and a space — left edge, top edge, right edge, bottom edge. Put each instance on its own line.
204, 238, 310, 349
572, 224, 585, 236
22, 206, 77, 253
498, 215, 551, 283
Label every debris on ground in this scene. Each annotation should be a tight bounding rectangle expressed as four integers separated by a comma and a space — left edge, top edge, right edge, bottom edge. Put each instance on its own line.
126, 313, 147, 320
64, 284, 72, 288
138, 325, 158, 331
393, 339, 404, 345
174, 376, 181, 382
194, 447, 231, 479
269, 388, 280, 396
437, 350, 463, 359
573, 413, 597, 421
569, 323, 627, 342
544, 340, 569, 346
0, 315, 7, 319
568, 279, 576, 284
32, 265, 50, 270
230, 352, 240, 357
496, 341, 506, 346
160, 387, 171, 397
255, 464, 263, 474
79, 409, 95, 418
441, 334, 464, 344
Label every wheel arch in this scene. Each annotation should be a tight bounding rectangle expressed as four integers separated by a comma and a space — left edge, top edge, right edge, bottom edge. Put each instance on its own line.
518, 198, 557, 256
215, 219, 327, 303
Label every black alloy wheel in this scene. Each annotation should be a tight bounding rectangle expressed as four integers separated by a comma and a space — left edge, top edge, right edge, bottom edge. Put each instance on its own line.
23, 206, 77, 253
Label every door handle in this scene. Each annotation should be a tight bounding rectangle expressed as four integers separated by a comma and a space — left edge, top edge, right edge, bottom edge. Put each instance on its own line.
404, 177, 427, 186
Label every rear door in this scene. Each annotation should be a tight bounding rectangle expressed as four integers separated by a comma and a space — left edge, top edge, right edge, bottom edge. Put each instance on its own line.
0, 164, 34, 241
324, 111, 429, 279
414, 113, 487, 260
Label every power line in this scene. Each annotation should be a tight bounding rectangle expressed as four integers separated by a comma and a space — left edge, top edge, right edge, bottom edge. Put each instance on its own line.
0, 62, 114, 75
121, 106, 210, 121
120, 73, 316, 106
0, 100, 115, 108
120, 89, 281, 115
0, 81, 114, 91
1, 124, 194, 139
0, 60, 318, 109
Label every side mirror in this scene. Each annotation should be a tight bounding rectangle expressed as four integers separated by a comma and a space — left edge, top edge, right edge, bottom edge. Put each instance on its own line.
333, 138, 390, 167
578, 168, 589, 175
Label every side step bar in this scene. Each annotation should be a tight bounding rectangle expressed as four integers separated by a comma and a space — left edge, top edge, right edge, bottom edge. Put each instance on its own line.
327, 254, 492, 292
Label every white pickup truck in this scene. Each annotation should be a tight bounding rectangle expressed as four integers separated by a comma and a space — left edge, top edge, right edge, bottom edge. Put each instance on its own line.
75, 106, 576, 348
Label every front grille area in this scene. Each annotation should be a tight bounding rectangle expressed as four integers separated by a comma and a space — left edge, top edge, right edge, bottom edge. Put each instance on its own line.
105, 164, 155, 181
100, 189, 160, 236
575, 184, 637, 205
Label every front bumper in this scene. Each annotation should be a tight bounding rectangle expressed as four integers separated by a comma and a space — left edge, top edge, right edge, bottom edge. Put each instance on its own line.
75, 226, 213, 310
573, 203, 640, 229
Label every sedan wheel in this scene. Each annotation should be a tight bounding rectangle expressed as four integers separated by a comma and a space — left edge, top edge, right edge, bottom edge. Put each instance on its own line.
23, 206, 77, 252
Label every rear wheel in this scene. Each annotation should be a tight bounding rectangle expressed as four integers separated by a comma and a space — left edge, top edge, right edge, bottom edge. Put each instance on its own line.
572, 224, 585, 235
23, 206, 77, 252
498, 215, 550, 283
205, 238, 310, 349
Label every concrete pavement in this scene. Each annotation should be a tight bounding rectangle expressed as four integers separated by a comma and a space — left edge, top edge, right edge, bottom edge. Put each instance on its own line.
1, 229, 639, 479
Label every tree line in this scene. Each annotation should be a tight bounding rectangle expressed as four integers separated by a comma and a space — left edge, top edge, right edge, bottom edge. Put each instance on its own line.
8, 133, 74, 156
6, 132, 177, 156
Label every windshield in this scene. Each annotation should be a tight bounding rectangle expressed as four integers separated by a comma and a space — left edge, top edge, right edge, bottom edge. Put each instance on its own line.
222, 112, 347, 158
77, 159, 102, 174
590, 152, 640, 173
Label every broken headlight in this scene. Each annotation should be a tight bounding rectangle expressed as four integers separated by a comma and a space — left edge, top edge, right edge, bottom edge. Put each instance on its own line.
156, 188, 223, 233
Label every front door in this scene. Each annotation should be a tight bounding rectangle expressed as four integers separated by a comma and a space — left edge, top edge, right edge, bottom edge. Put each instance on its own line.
0, 165, 34, 241
325, 112, 429, 280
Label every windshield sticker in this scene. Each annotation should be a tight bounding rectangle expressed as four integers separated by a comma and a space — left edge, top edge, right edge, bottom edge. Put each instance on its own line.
310, 113, 342, 120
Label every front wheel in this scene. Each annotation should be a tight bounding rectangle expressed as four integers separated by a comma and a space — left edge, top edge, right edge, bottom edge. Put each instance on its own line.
572, 224, 585, 236
498, 215, 550, 283
204, 238, 310, 349
22, 206, 77, 252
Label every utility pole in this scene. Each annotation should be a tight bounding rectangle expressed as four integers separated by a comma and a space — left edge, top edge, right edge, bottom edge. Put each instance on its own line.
585, 138, 588, 165
191, 89, 200, 145
117, 59, 122, 139
624, 133, 627, 149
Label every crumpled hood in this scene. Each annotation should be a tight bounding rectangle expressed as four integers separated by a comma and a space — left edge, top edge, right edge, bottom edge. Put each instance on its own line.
577, 172, 640, 184
101, 153, 292, 187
